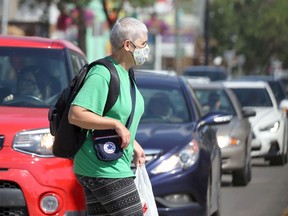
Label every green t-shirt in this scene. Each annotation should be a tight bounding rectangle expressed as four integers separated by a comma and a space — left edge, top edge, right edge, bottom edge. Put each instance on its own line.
71, 57, 144, 178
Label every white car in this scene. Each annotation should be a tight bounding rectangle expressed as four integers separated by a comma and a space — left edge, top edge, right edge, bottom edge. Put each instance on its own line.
223, 81, 288, 165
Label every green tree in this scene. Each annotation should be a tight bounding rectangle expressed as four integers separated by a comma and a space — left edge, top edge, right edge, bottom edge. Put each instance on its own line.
210, 0, 288, 74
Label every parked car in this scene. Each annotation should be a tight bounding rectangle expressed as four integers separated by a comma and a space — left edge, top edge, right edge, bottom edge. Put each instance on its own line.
234, 75, 288, 106
135, 70, 232, 216
0, 36, 87, 215
223, 80, 288, 166
275, 73, 288, 96
183, 65, 228, 81
189, 81, 255, 186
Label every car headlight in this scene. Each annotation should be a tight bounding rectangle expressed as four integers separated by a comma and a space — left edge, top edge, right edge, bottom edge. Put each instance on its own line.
217, 135, 239, 148
151, 139, 199, 174
13, 128, 54, 157
259, 121, 280, 133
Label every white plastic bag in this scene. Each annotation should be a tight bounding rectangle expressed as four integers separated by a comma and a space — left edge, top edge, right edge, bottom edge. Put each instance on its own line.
134, 165, 159, 216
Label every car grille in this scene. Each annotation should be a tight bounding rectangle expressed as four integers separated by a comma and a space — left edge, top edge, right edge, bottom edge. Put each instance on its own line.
0, 207, 28, 216
0, 181, 28, 216
0, 135, 4, 150
0, 181, 19, 189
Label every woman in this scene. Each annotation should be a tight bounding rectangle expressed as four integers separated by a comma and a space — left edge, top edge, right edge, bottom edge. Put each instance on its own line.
68, 17, 149, 216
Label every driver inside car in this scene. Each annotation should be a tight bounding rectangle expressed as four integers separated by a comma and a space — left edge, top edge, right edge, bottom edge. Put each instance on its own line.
145, 92, 183, 123
3, 65, 43, 103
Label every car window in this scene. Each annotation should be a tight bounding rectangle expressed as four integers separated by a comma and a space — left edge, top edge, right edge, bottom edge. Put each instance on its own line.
0, 47, 69, 108
194, 89, 236, 115
230, 88, 273, 107
268, 81, 286, 104
69, 50, 87, 76
138, 87, 191, 123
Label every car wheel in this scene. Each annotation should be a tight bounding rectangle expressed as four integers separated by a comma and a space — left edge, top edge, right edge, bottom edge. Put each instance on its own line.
232, 151, 251, 186
269, 153, 287, 166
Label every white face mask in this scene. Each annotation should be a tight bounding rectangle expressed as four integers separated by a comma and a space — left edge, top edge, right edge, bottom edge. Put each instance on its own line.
131, 43, 150, 65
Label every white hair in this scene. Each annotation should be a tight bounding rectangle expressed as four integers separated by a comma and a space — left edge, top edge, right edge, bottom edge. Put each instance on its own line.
110, 17, 148, 52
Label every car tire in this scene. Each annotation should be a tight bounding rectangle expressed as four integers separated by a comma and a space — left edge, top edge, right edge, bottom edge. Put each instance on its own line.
269, 153, 287, 166
232, 151, 252, 186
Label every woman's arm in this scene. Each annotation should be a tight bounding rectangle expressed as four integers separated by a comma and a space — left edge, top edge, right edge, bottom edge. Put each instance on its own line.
68, 105, 131, 149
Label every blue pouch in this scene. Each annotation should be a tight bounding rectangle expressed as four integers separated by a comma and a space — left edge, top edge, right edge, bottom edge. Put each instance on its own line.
92, 130, 123, 161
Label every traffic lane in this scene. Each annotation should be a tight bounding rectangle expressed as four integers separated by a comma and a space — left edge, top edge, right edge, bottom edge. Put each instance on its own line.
221, 159, 288, 216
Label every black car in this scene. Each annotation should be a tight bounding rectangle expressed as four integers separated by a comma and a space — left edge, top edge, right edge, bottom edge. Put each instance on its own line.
135, 70, 232, 216
183, 66, 228, 81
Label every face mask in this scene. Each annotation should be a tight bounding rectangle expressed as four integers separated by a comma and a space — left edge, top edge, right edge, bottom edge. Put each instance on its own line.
131, 44, 150, 65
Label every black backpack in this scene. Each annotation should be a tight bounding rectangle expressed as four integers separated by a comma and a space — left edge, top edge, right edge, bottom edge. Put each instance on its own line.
48, 57, 121, 159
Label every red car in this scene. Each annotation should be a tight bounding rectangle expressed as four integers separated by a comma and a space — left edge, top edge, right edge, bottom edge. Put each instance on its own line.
0, 36, 87, 215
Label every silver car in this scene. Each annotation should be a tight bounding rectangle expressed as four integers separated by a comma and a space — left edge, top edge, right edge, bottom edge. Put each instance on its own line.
188, 81, 255, 186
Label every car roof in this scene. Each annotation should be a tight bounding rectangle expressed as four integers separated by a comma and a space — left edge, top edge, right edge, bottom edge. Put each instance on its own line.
233, 75, 278, 82
223, 80, 269, 88
0, 35, 84, 55
183, 65, 226, 72
188, 80, 224, 89
135, 70, 181, 87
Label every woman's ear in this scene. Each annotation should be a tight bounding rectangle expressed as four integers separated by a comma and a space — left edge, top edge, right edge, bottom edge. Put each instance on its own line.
122, 40, 132, 52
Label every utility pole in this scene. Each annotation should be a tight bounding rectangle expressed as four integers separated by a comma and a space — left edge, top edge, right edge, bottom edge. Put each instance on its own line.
1, 0, 9, 35
175, 0, 182, 74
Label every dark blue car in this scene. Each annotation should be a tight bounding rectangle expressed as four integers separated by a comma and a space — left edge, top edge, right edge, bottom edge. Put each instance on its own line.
135, 70, 231, 216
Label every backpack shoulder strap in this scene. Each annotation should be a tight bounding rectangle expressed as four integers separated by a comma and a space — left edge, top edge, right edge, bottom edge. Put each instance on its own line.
88, 57, 120, 115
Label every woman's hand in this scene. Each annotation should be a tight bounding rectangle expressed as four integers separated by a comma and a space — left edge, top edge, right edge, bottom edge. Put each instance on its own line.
133, 140, 145, 167
3, 94, 14, 102
114, 121, 131, 149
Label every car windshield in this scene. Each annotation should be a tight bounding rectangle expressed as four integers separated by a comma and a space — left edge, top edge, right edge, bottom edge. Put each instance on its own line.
0, 47, 69, 108
230, 88, 273, 107
138, 86, 191, 123
194, 89, 236, 115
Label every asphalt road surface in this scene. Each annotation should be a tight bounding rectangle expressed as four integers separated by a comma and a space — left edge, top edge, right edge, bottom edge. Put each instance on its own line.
221, 158, 288, 216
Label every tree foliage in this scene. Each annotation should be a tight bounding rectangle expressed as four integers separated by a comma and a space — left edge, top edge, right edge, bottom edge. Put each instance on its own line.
210, 0, 288, 74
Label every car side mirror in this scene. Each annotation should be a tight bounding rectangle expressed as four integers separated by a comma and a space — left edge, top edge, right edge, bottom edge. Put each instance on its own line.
242, 108, 256, 118
280, 99, 288, 116
280, 99, 288, 110
196, 111, 232, 131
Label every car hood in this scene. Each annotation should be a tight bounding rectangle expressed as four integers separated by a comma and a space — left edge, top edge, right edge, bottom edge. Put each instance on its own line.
0, 107, 49, 146
247, 107, 280, 127
136, 123, 195, 153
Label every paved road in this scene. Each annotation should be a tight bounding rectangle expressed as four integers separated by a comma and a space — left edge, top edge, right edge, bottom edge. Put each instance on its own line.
221, 159, 288, 216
